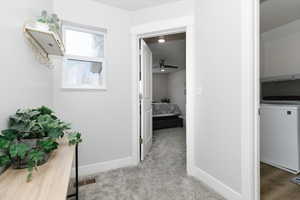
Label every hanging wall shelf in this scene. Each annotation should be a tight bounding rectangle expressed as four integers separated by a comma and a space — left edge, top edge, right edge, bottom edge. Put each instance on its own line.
24, 21, 65, 58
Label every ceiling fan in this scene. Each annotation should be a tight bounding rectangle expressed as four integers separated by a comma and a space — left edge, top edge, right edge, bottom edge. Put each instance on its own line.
155, 59, 179, 72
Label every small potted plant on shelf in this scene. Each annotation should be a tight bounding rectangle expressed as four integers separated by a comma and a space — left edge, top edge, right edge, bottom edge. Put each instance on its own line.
36, 10, 61, 33
0, 106, 82, 181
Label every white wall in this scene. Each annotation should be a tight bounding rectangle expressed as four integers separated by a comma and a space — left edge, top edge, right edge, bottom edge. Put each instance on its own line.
131, 0, 195, 26
261, 19, 300, 78
152, 74, 169, 102
168, 70, 186, 117
0, 0, 53, 172
53, 0, 133, 169
194, 0, 242, 194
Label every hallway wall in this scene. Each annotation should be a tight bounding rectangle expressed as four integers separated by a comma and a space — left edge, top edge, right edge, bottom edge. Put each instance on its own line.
53, 0, 133, 172
0, 0, 53, 173
194, 0, 243, 196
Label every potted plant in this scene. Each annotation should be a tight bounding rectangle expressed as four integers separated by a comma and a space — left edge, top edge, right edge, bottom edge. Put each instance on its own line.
0, 106, 82, 181
36, 10, 61, 33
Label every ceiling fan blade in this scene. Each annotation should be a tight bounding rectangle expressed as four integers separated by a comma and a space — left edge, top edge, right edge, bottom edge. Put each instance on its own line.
164, 65, 179, 69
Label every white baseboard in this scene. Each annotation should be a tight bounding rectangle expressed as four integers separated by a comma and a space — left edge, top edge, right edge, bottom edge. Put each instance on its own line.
190, 166, 242, 200
72, 156, 136, 177
260, 160, 299, 175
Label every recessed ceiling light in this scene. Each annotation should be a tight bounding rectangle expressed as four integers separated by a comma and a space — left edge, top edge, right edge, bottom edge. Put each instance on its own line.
161, 69, 165, 72
158, 36, 165, 43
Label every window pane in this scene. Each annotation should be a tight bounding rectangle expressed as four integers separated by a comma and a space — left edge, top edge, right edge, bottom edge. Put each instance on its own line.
65, 29, 104, 58
63, 59, 104, 88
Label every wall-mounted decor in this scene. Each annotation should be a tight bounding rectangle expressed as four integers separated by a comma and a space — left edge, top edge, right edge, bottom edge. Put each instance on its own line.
24, 10, 65, 68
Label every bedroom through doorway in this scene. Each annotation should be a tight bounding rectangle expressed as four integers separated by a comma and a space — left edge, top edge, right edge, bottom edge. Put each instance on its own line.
139, 32, 187, 167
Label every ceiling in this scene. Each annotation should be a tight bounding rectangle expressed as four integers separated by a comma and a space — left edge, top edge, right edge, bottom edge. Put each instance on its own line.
144, 33, 186, 44
93, 0, 182, 11
146, 34, 186, 74
261, 0, 300, 33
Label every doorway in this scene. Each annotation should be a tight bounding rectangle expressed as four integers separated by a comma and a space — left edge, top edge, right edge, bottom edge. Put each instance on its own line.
131, 17, 195, 174
139, 33, 187, 161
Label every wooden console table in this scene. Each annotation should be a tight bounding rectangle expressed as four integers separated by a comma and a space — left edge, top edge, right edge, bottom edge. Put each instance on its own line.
0, 141, 79, 200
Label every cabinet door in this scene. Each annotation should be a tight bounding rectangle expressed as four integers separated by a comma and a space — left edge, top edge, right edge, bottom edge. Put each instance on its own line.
260, 107, 299, 172
261, 34, 300, 78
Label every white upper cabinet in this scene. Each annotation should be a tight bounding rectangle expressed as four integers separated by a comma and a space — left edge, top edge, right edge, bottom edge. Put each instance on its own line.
261, 20, 300, 81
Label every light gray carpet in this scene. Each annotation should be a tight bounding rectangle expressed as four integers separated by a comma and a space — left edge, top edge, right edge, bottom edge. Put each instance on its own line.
71, 128, 226, 200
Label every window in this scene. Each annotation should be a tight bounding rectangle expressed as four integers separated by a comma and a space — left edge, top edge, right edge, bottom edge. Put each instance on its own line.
62, 24, 106, 90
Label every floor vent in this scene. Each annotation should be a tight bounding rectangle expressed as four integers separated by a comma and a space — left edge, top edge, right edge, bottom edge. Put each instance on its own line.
75, 177, 96, 187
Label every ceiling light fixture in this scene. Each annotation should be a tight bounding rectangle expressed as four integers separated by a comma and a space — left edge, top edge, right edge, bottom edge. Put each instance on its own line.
161, 69, 165, 72
158, 36, 165, 43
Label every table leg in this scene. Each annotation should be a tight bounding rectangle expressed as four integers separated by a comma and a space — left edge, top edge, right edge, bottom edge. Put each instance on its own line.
67, 144, 79, 200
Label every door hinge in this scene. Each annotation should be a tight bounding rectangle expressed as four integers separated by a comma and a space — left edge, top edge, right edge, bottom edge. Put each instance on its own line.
140, 137, 143, 144
139, 93, 143, 100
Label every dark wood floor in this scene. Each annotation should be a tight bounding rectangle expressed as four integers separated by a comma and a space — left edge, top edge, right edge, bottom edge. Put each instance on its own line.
261, 163, 300, 200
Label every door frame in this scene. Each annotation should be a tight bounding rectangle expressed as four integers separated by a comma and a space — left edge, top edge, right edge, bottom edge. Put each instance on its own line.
241, 0, 260, 200
131, 16, 195, 174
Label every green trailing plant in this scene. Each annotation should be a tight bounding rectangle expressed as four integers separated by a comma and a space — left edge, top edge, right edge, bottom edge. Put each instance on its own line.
0, 106, 82, 182
37, 10, 60, 33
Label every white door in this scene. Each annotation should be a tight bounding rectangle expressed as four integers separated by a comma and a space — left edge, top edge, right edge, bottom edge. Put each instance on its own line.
140, 39, 153, 161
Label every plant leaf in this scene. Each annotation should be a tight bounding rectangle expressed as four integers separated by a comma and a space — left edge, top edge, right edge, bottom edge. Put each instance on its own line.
26, 161, 34, 182
68, 132, 82, 145
28, 110, 40, 118
28, 150, 45, 164
1, 129, 18, 140
38, 106, 54, 115
9, 143, 30, 159
38, 139, 58, 153
0, 155, 10, 166
0, 137, 10, 149
47, 128, 62, 139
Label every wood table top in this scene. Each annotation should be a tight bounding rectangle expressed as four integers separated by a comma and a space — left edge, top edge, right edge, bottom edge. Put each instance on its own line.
0, 140, 75, 200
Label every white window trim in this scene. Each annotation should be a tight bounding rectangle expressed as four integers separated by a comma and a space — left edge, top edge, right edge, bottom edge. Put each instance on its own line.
62, 23, 107, 90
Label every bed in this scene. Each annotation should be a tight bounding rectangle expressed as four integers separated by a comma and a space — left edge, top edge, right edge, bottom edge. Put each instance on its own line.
152, 103, 184, 130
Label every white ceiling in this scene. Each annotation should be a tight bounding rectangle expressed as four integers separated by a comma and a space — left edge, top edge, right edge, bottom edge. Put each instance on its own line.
93, 0, 182, 11
261, 0, 300, 33
148, 39, 186, 74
